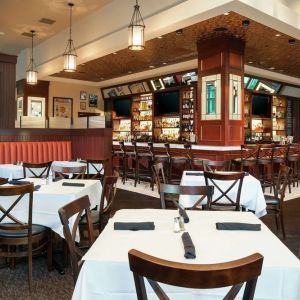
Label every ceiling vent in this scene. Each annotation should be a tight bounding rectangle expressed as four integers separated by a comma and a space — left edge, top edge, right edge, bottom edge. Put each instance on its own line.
39, 18, 56, 25
21, 32, 34, 37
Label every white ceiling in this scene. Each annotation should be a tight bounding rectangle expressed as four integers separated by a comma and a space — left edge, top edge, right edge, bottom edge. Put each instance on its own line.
0, 0, 112, 55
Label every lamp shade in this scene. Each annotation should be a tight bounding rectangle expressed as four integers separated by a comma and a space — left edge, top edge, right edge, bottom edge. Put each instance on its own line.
26, 70, 38, 85
63, 52, 77, 72
128, 24, 145, 50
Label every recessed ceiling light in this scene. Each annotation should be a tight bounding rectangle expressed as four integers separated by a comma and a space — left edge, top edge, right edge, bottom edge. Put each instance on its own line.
223, 12, 230, 15
279, 70, 284, 72
162, 62, 167, 65
248, 61, 253, 64
128, 71, 132, 74
149, 65, 155, 68
288, 38, 296, 45
0, 32, 5, 35
275, 33, 281, 37
157, 36, 163, 39
269, 66, 275, 70
176, 29, 183, 35
113, 52, 117, 55
80, 63, 85, 66
242, 20, 250, 28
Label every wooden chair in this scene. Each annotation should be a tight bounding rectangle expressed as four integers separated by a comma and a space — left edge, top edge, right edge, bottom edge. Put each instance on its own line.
80, 174, 118, 236
58, 195, 95, 285
22, 161, 52, 178
204, 171, 245, 211
203, 160, 231, 172
86, 158, 108, 181
159, 183, 214, 209
264, 164, 291, 240
286, 143, 299, 193
0, 183, 52, 291
51, 165, 86, 179
112, 141, 125, 183
152, 162, 167, 193
235, 145, 259, 174
128, 249, 264, 300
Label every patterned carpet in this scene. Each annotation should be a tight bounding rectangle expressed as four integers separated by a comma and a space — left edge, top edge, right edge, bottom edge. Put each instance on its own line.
0, 188, 299, 299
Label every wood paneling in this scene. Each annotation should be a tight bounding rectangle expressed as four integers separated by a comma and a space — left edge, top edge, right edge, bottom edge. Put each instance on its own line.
201, 54, 222, 71
229, 52, 242, 69
200, 124, 222, 142
0, 53, 17, 128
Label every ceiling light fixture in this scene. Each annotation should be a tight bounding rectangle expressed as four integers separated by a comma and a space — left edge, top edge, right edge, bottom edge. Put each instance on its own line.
157, 36, 163, 39
63, 3, 77, 72
128, 0, 145, 51
248, 61, 253, 64
149, 65, 155, 68
0, 32, 5, 35
162, 62, 167, 65
26, 30, 38, 85
275, 33, 281, 37
223, 12, 230, 16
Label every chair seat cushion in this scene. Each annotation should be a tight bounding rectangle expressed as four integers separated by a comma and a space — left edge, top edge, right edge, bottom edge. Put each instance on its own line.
264, 195, 280, 205
0, 224, 48, 238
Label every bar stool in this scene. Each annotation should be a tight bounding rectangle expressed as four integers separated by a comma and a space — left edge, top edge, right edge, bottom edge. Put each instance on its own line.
112, 141, 125, 183
152, 143, 170, 181
272, 144, 288, 183
123, 141, 138, 185
134, 142, 154, 190
168, 143, 190, 184
286, 143, 300, 193
257, 145, 274, 192
234, 144, 259, 175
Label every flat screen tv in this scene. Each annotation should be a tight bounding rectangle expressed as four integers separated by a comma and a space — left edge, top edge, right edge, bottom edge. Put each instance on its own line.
114, 98, 131, 117
252, 94, 271, 118
155, 91, 180, 116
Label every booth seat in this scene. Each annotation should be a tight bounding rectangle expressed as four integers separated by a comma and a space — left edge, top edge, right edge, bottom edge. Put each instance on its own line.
0, 141, 72, 164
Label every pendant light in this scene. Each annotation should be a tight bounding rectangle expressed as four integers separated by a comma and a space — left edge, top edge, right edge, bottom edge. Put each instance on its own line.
26, 30, 38, 85
63, 3, 77, 72
128, 0, 145, 51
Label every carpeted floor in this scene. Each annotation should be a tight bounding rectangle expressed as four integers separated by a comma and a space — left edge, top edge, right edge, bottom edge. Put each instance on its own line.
0, 188, 299, 300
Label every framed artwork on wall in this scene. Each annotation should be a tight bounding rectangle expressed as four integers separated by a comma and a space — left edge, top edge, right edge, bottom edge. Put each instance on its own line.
53, 97, 73, 118
28, 96, 46, 117
80, 102, 86, 110
80, 91, 87, 100
89, 94, 98, 107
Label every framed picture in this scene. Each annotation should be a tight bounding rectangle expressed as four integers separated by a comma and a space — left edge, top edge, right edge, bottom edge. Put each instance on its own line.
89, 94, 98, 107
129, 82, 146, 94
28, 96, 46, 117
80, 91, 87, 100
80, 102, 86, 110
53, 97, 73, 118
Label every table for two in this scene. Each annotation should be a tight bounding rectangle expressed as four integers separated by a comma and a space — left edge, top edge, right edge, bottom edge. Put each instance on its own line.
73, 209, 300, 300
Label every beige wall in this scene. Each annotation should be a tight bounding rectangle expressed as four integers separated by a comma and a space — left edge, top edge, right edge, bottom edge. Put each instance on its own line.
48, 81, 103, 118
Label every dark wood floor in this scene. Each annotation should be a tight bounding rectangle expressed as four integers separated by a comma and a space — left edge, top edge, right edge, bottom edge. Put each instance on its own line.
0, 188, 299, 300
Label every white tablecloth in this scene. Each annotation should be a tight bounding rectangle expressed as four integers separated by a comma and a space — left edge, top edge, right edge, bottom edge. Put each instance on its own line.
73, 209, 300, 300
180, 171, 267, 218
0, 161, 102, 179
0, 178, 102, 238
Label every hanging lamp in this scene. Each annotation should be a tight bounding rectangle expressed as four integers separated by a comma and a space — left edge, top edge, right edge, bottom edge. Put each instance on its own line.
63, 3, 77, 72
128, 0, 145, 50
26, 30, 38, 85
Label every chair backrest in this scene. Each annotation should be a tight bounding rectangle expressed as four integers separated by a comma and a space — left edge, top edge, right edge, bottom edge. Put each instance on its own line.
257, 145, 273, 162
58, 195, 95, 285
0, 183, 34, 238
152, 162, 167, 193
159, 183, 214, 209
22, 161, 52, 178
203, 160, 231, 172
128, 249, 264, 300
273, 164, 292, 201
287, 143, 299, 158
51, 165, 86, 179
240, 145, 259, 168
86, 158, 108, 179
98, 175, 118, 232
204, 171, 245, 211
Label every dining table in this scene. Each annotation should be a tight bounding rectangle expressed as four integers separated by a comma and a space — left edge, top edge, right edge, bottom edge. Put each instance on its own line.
0, 160, 103, 180
73, 208, 300, 300
180, 170, 267, 217
0, 177, 102, 238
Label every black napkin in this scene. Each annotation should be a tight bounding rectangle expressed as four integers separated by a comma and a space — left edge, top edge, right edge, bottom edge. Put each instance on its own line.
114, 222, 155, 231
79, 160, 87, 163
8, 180, 31, 185
181, 232, 196, 259
68, 160, 76, 162
216, 222, 261, 231
179, 207, 189, 223
52, 177, 63, 182
186, 172, 203, 176
62, 182, 85, 187
34, 185, 41, 191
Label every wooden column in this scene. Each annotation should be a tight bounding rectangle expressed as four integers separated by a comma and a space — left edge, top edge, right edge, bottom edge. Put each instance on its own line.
196, 36, 245, 146
0, 53, 17, 128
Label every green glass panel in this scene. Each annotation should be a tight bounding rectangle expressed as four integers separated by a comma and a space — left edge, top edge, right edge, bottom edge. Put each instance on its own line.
206, 81, 216, 114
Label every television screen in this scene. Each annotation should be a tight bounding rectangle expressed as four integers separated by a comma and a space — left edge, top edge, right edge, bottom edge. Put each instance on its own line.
252, 94, 271, 118
247, 78, 259, 90
162, 76, 177, 88
114, 98, 131, 117
155, 91, 180, 116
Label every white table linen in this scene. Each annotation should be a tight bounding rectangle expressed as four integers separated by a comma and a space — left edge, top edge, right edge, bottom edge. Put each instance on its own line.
180, 171, 267, 217
73, 209, 300, 300
0, 161, 102, 179
0, 178, 102, 238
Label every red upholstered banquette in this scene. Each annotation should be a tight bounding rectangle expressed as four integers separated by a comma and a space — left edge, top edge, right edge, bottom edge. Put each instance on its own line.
0, 141, 72, 164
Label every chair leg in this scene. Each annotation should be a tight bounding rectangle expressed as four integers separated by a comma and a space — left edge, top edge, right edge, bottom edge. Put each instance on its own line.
28, 242, 33, 292
134, 158, 138, 187
47, 231, 53, 271
279, 208, 286, 240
